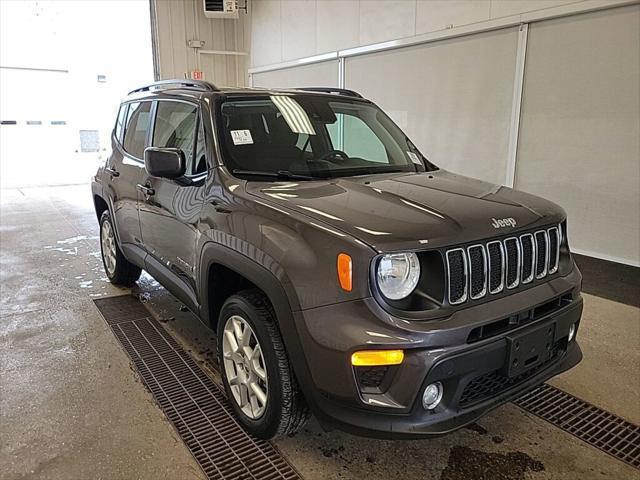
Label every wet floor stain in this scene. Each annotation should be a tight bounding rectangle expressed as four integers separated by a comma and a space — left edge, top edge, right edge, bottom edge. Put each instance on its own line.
439, 446, 544, 480
464, 422, 488, 435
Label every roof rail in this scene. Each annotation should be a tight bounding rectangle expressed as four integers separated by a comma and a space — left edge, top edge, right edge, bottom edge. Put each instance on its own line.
128, 79, 218, 95
294, 87, 363, 98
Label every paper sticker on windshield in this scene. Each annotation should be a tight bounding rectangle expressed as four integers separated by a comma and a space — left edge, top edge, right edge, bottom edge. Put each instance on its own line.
231, 129, 253, 145
407, 151, 422, 165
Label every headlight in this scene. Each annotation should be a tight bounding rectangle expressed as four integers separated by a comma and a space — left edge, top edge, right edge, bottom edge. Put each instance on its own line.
376, 252, 420, 300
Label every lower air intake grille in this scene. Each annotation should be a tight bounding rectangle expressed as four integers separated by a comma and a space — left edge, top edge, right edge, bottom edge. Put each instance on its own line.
355, 366, 388, 389
459, 348, 560, 408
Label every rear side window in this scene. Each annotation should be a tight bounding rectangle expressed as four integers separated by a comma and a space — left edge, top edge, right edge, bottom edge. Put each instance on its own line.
152, 101, 201, 175
114, 104, 128, 143
123, 102, 152, 159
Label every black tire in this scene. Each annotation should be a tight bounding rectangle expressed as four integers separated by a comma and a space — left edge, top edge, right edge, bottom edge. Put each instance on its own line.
217, 289, 309, 439
99, 210, 141, 286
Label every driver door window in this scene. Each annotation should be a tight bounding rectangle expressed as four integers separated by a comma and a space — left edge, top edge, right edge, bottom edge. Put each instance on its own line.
152, 101, 200, 175
327, 113, 388, 163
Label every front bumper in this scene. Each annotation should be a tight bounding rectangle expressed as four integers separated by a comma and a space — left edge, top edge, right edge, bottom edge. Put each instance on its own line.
294, 267, 583, 438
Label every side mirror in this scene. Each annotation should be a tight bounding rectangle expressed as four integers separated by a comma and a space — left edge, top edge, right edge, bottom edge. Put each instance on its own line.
144, 147, 185, 179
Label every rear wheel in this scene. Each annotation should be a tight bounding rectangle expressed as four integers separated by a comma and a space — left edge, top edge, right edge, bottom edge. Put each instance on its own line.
99, 210, 141, 286
217, 289, 309, 439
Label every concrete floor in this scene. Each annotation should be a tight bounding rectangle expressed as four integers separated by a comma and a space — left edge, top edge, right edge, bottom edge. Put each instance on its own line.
1, 185, 638, 480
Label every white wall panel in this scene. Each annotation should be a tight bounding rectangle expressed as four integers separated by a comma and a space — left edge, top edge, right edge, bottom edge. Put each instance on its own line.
490, 0, 579, 19
251, 0, 282, 67
359, 1, 417, 45
246, 0, 625, 67
344, 27, 519, 185
316, 0, 359, 53
416, 0, 491, 34
515, 5, 640, 265
252, 60, 338, 88
282, 0, 317, 61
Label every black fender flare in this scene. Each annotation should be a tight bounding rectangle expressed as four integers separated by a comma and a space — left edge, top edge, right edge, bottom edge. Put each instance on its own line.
197, 240, 324, 418
92, 180, 122, 246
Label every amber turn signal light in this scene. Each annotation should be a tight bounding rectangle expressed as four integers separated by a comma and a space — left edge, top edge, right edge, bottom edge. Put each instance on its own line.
351, 350, 404, 366
337, 253, 352, 292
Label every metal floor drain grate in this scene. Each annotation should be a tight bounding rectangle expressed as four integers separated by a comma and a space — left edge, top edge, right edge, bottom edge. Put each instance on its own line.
94, 295, 301, 480
515, 383, 640, 469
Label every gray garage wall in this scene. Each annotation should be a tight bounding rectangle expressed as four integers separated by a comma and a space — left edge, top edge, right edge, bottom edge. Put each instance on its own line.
252, 60, 338, 88
344, 27, 518, 185
152, 0, 249, 85
515, 5, 640, 265
246, 1, 639, 266
249, 0, 623, 67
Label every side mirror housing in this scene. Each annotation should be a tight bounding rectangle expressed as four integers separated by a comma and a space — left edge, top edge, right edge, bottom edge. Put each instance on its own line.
144, 147, 185, 179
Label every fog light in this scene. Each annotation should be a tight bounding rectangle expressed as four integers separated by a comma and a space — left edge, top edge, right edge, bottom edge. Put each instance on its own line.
422, 382, 443, 410
568, 323, 576, 342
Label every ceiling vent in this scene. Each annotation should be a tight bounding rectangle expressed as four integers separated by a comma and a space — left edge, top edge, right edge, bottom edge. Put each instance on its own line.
203, 0, 239, 19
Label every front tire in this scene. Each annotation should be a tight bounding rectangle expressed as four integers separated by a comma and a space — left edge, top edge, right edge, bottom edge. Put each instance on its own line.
99, 210, 141, 286
217, 289, 309, 439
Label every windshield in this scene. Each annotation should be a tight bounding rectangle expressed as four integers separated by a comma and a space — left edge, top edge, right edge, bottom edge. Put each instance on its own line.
217, 94, 436, 179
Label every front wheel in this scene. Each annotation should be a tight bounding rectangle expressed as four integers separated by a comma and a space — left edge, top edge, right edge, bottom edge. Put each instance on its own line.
99, 210, 141, 286
217, 289, 309, 439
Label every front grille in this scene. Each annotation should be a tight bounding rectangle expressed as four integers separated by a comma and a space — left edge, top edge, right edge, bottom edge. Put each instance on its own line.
535, 231, 548, 278
487, 241, 504, 294
468, 245, 487, 299
548, 227, 560, 274
446, 225, 561, 305
446, 249, 467, 304
520, 234, 535, 283
504, 237, 520, 289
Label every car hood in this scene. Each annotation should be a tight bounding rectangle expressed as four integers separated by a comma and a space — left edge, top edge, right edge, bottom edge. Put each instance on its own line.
245, 170, 565, 252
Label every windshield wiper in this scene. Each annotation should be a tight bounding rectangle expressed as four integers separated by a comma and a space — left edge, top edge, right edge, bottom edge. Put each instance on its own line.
232, 169, 321, 181
325, 166, 410, 178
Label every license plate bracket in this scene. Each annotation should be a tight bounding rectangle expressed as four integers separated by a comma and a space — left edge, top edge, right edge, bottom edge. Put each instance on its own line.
503, 321, 556, 378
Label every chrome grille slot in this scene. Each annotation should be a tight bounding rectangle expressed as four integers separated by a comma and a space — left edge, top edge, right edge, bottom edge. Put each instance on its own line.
520, 234, 535, 284
504, 237, 520, 289
446, 249, 467, 305
487, 241, 504, 294
548, 226, 560, 274
535, 230, 549, 279
467, 245, 487, 299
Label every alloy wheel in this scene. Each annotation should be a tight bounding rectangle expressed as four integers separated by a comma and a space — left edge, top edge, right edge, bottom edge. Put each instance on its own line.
222, 315, 268, 419
101, 219, 117, 277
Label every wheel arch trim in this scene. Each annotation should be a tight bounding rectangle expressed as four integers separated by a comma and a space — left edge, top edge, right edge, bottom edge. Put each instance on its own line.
197, 241, 325, 417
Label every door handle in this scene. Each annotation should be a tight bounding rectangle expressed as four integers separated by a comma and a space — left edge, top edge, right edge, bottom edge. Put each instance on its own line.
136, 183, 155, 196
105, 166, 119, 177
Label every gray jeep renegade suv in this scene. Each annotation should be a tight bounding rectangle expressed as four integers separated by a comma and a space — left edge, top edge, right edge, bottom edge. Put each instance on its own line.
92, 80, 583, 439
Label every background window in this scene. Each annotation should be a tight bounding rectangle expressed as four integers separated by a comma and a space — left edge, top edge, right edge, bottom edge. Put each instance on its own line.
152, 101, 198, 174
123, 102, 151, 159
